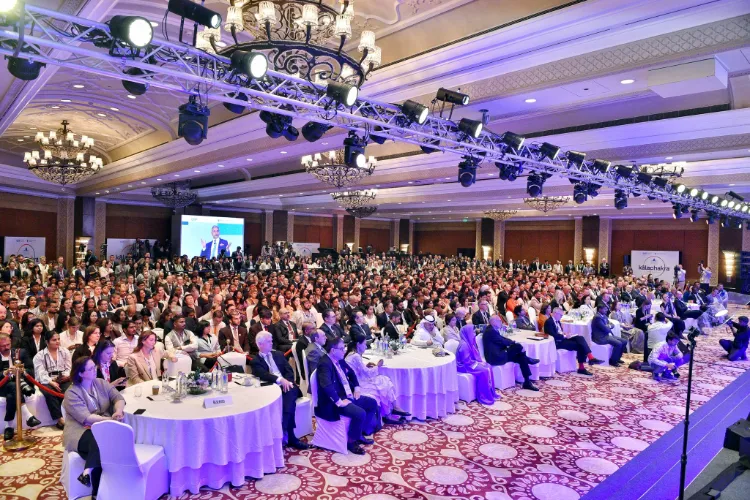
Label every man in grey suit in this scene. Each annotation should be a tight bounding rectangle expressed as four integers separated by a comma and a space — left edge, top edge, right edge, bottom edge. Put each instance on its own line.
304, 329, 327, 394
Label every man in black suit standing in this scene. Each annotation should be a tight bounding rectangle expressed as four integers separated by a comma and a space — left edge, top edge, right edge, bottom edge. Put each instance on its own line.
314, 337, 380, 455
544, 308, 602, 376
591, 304, 627, 366
249, 331, 309, 450
482, 315, 539, 391
320, 309, 348, 343
272, 308, 298, 355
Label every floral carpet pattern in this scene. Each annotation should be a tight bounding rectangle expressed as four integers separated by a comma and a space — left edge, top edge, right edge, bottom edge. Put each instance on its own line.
2, 311, 749, 500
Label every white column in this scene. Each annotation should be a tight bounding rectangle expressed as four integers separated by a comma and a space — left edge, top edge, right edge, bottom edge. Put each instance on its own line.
390, 220, 399, 249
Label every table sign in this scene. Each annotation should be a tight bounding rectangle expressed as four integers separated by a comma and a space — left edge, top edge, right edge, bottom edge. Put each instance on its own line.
203, 395, 233, 409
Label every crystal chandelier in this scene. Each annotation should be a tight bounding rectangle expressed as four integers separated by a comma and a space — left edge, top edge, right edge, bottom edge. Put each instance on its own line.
523, 196, 569, 213
301, 149, 376, 188
331, 189, 377, 209
484, 209, 518, 221
23, 120, 103, 185
209, 0, 381, 86
346, 206, 377, 218
151, 182, 198, 209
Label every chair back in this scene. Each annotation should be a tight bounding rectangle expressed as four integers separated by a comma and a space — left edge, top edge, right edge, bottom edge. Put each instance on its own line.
506, 311, 514, 324
151, 328, 164, 341
309, 369, 319, 407
476, 333, 486, 360
91, 420, 139, 469
291, 341, 302, 379
527, 308, 538, 331
444, 339, 459, 355
166, 356, 191, 376
303, 350, 310, 383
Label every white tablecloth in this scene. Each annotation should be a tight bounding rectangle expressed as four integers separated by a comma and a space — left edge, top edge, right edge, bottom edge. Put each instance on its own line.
363, 346, 458, 420
507, 332, 557, 379
123, 380, 284, 496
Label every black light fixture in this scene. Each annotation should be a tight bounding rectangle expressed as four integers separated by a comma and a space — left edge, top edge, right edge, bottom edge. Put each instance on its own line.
259, 110, 297, 140
587, 183, 601, 197
402, 100, 429, 125
591, 159, 611, 174
420, 139, 440, 154
178, 98, 210, 146
673, 204, 682, 219
230, 50, 268, 79
720, 215, 728, 228
168, 0, 222, 29
6, 55, 45, 81
301, 121, 332, 142
344, 133, 367, 168
369, 126, 388, 145
615, 165, 633, 180
109, 15, 153, 48
458, 118, 482, 139
681, 205, 689, 214
566, 151, 586, 168
653, 177, 669, 189
690, 210, 700, 222
573, 183, 587, 204
326, 81, 358, 106
121, 67, 149, 95
222, 91, 247, 114
527, 173, 545, 197
436, 88, 469, 106
706, 213, 717, 225
458, 157, 477, 188
538, 142, 560, 161
636, 172, 652, 185
496, 162, 522, 181
614, 189, 628, 210
500, 132, 525, 153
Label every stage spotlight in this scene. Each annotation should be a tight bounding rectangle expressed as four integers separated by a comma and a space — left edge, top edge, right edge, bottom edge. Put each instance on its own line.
689, 188, 700, 198
230, 50, 268, 79
436, 88, 469, 106
676, 184, 687, 194
259, 110, 295, 140
721, 216, 728, 228
614, 189, 628, 210
615, 165, 633, 180
402, 100, 429, 125
420, 139, 440, 154
500, 132, 524, 153
700, 191, 709, 201
743, 205, 749, 213
591, 159, 611, 174
587, 183, 601, 197
636, 172, 652, 185
566, 151, 586, 168
301, 121, 332, 142
121, 67, 149, 95
706, 213, 717, 225
370, 126, 388, 145
458, 118, 482, 139
282, 125, 299, 141
729, 200, 736, 209
573, 183, 587, 204
711, 195, 720, 204
673, 205, 682, 219
0, 0, 18, 13
327, 81, 358, 106
168, 0, 221, 28
690, 210, 700, 222
178, 99, 210, 146
539, 142, 560, 161
6, 56, 45, 80
496, 162, 521, 182
109, 16, 153, 48
457, 158, 477, 188
527, 173, 545, 197
223, 92, 247, 114
344, 134, 367, 168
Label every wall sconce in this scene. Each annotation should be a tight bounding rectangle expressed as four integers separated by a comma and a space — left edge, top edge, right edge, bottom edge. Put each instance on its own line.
346, 242, 354, 250
482, 245, 492, 260
400, 243, 409, 253
584, 247, 595, 264
724, 251, 737, 281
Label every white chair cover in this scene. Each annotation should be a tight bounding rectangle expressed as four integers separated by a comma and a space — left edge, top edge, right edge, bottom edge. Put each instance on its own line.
151, 328, 164, 341
91, 420, 169, 500
506, 311, 515, 325
61, 451, 91, 499
555, 349, 577, 373
309, 369, 350, 454
527, 308, 538, 331
590, 343, 613, 362
291, 341, 308, 395
219, 351, 246, 368
443, 339, 476, 402
165, 355, 192, 377
476, 333, 522, 390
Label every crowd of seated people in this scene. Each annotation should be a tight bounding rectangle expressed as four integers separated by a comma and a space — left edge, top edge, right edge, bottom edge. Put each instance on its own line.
0, 248, 741, 465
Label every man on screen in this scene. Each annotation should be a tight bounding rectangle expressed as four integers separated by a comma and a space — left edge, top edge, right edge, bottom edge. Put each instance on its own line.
200, 225, 231, 259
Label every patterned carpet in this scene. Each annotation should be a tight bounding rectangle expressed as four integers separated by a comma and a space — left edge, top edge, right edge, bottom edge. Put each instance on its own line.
2, 312, 749, 500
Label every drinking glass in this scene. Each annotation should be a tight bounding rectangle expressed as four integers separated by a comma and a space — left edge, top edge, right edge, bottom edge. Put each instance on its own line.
134, 386, 143, 398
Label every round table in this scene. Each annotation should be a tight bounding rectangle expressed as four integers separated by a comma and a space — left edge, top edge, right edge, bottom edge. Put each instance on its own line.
363, 346, 459, 420
122, 380, 284, 496
507, 331, 557, 378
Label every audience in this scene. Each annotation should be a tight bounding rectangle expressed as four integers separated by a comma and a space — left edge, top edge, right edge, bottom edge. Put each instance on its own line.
125, 330, 173, 386
32, 331, 72, 429
648, 332, 689, 381
720, 315, 749, 361
72, 325, 101, 363
591, 304, 627, 366
482, 315, 540, 391
92, 339, 126, 389
455, 324, 500, 405
544, 307, 601, 376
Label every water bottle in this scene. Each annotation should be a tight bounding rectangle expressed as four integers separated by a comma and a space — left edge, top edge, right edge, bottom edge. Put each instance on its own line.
401, 334, 407, 350
221, 369, 228, 393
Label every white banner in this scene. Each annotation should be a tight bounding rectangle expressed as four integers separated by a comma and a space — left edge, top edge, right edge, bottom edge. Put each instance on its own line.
631, 250, 680, 280
3, 237, 46, 262
292, 243, 320, 258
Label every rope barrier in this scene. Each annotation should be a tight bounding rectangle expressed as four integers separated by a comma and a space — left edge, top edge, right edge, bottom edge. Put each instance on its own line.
24, 373, 65, 398
0, 375, 9, 388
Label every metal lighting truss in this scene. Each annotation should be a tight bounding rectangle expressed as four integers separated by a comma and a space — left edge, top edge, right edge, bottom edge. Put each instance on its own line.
0, 4, 745, 221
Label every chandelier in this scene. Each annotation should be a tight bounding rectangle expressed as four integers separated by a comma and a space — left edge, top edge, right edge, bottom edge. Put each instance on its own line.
301, 149, 376, 188
204, 0, 381, 87
523, 196, 569, 213
151, 181, 198, 209
346, 206, 377, 218
331, 189, 376, 209
484, 209, 518, 221
23, 120, 103, 185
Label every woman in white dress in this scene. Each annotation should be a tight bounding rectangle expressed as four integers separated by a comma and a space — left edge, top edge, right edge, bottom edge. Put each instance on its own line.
345, 332, 411, 425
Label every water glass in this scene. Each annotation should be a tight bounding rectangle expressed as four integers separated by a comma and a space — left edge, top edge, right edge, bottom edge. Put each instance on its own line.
134, 386, 143, 398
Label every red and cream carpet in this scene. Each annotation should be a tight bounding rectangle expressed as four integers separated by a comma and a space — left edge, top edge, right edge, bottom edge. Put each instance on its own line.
2, 314, 748, 500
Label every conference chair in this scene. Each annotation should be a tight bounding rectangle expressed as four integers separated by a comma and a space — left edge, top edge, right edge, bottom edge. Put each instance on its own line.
443, 339, 476, 403
91, 420, 169, 500
61, 451, 91, 499
475, 333, 523, 390
151, 328, 164, 341
506, 311, 515, 325
165, 355, 191, 377
291, 342, 307, 395
527, 308, 538, 332
309, 370, 350, 454
555, 350, 577, 373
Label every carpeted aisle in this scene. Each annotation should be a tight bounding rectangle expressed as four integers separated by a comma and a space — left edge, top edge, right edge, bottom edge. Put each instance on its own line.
2, 312, 748, 500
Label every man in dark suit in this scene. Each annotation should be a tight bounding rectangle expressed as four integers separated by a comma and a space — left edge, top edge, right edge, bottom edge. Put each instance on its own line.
304, 329, 327, 392
599, 258, 610, 276
591, 304, 627, 366
659, 294, 686, 336
349, 311, 373, 342
495, 285, 510, 315
199, 225, 231, 259
382, 311, 402, 341
620, 285, 634, 303
683, 284, 709, 312
320, 309, 348, 343
482, 315, 539, 391
294, 322, 316, 383
471, 300, 491, 328
218, 312, 249, 353
271, 308, 298, 355
315, 291, 332, 315
314, 337, 380, 455
376, 301, 394, 330
544, 307, 602, 376
674, 291, 705, 320
73, 262, 90, 282
247, 309, 274, 356
249, 332, 309, 449
720, 316, 749, 361
0, 333, 41, 440
0, 261, 22, 282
